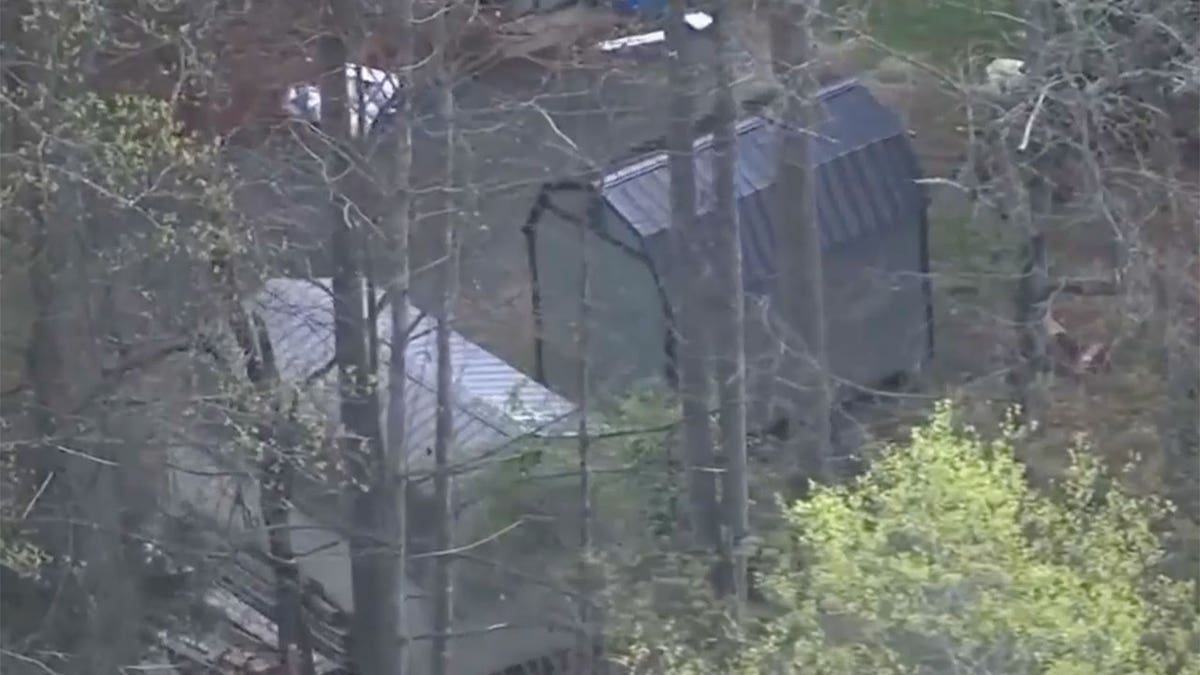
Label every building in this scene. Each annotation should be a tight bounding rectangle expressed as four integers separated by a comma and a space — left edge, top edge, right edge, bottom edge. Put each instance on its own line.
165, 277, 582, 675
524, 79, 933, 416
163, 13, 905, 675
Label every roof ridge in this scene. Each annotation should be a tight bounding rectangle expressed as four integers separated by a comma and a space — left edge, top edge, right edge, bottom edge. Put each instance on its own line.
255, 278, 573, 439
601, 115, 770, 189
602, 78, 864, 189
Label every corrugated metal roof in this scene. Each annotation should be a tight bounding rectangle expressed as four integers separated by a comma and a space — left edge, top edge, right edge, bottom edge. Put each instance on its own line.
253, 278, 575, 469
600, 79, 926, 293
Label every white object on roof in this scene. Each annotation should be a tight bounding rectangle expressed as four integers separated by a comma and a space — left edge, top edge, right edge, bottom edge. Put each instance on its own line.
683, 11, 713, 30
283, 63, 400, 136
598, 11, 713, 52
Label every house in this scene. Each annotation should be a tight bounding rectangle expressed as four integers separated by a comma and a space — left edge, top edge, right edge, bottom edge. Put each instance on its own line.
165, 277, 583, 675
524, 79, 934, 417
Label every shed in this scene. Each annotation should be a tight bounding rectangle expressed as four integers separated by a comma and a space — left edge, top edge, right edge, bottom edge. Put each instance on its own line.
524, 79, 933, 414
254, 277, 576, 471
165, 277, 582, 675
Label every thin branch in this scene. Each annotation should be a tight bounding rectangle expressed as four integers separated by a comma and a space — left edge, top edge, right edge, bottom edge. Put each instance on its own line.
408, 518, 528, 560
20, 471, 54, 520
0, 649, 64, 675
1018, 85, 1050, 152
1057, 277, 1119, 296
2, 337, 194, 404
399, 623, 517, 644
52, 444, 118, 467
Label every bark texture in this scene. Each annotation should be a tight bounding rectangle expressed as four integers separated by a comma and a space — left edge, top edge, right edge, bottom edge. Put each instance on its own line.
319, 2, 401, 672
666, 0, 721, 555
380, 0, 415, 666
769, 0, 832, 482
431, 3, 458, 669
710, 3, 749, 610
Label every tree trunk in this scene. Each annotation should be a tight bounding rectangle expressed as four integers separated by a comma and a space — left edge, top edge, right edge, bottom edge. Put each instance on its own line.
1006, 0, 1055, 424
318, 2, 399, 673
381, 0, 414, 668
262, 445, 317, 675
1153, 253, 1200, 520
994, 130, 1050, 425
709, 4, 749, 610
1139, 84, 1199, 522
574, 189, 597, 673
666, 0, 721, 556
1011, 0, 1074, 426
26, 176, 142, 675
1012, 221, 1050, 420
11, 5, 143, 668
431, 6, 457, 671
225, 273, 317, 675
769, 0, 832, 482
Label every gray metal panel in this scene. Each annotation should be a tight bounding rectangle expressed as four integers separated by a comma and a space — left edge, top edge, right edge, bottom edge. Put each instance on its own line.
598, 80, 925, 295
253, 278, 575, 467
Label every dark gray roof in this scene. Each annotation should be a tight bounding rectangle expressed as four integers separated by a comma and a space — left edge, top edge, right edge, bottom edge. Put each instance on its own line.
600, 79, 926, 293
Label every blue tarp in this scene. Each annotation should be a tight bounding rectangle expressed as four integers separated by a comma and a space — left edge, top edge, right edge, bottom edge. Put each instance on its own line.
611, 0, 668, 17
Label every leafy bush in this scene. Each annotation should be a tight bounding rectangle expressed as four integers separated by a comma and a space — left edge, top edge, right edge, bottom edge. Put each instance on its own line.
613, 402, 1199, 675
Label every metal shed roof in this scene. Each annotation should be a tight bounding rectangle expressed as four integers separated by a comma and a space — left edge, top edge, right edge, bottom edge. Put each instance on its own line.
600, 79, 926, 293
253, 278, 576, 464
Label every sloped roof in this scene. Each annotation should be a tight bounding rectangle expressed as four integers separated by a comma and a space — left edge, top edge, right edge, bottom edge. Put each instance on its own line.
253, 278, 575, 464
599, 79, 926, 293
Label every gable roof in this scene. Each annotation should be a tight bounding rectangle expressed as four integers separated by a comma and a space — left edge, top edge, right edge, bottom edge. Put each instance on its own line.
598, 79, 927, 293
253, 278, 576, 464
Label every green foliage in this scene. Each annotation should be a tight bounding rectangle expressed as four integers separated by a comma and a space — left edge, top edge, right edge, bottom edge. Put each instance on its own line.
613, 402, 1199, 675
474, 387, 682, 541
57, 94, 212, 189
827, 0, 1020, 62
0, 527, 49, 581
459, 388, 683, 598
7, 89, 236, 255
1, 0, 242, 653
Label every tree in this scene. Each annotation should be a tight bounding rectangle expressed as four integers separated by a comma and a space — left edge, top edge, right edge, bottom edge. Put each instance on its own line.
221, 267, 317, 675
769, 0, 832, 481
964, 0, 1198, 515
2, 1, 245, 669
709, 2, 749, 609
665, 0, 722, 560
616, 403, 1200, 675
378, 0, 415, 667
316, 2, 400, 672
431, 0, 459, 669
574, 186, 598, 674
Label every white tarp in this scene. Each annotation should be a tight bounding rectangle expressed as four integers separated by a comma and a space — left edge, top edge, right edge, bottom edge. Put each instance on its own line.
597, 11, 713, 52
283, 63, 400, 136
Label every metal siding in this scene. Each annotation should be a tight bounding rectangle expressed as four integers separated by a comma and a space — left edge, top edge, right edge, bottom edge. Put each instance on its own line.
599, 80, 923, 290
860, 140, 903, 223
848, 151, 885, 238
826, 156, 866, 243
738, 118, 774, 190
738, 190, 775, 294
